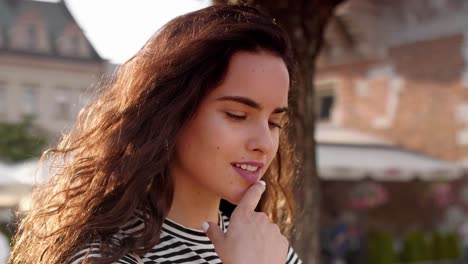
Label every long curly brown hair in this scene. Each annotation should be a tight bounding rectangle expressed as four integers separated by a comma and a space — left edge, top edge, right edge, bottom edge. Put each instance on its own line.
10, 4, 298, 264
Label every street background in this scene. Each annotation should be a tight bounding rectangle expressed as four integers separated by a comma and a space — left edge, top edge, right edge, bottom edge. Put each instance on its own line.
1, 0, 468, 264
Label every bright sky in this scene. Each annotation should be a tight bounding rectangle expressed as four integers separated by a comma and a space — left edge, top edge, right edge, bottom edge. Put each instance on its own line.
63, 0, 211, 64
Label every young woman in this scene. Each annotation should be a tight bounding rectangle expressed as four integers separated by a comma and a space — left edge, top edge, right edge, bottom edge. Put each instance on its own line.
10, 4, 302, 264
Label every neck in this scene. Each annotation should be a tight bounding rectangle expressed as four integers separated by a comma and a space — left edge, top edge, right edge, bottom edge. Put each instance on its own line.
167, 173, 220, 230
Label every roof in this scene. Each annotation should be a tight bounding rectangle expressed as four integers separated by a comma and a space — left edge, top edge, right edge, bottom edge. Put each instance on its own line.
315, 124, 393, 146
0, 0, 103, 61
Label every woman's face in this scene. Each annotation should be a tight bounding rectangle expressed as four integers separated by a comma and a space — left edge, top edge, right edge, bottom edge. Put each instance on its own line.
171, 51, 290, 204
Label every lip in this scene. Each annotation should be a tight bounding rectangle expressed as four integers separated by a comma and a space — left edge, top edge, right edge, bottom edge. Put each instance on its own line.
232, 161, 264, 167
231, 161, 264, 184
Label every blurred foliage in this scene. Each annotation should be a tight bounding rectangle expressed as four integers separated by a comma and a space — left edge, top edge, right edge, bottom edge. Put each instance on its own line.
0, 224, 12, 243
445, 233, 462, 260
399, 231, 462, 262
366, 230, 463, 263
400, 231, 431, 262
430, 232, 462, 260
0, 117, 47, 162
430, 232, 448, 260
367, 231, 396, 264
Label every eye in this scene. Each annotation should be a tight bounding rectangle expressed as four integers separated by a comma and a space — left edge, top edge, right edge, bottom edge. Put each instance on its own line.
225, 112, 246, 120
226, 112, 283, 129
269, 121, 283, 129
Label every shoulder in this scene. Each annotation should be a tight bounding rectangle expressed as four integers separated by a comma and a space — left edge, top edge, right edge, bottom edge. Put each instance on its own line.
286, 245, 302, 264
70, 246, 141, 264
69, 243, 101, 264
70, 212, 147, 263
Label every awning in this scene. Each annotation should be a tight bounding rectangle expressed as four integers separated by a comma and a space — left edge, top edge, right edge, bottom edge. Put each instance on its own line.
0, 159, 49, 207
317, 143, 464, 181
0, 159, 49, 186
0, 184, 32, 207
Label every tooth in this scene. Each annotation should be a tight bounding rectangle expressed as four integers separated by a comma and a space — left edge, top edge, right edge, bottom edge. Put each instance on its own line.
248, 165, 255, 171
241, 164, 247, 170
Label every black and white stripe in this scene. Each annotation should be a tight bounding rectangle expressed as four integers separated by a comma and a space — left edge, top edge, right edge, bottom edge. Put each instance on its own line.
71, 212, 302, 263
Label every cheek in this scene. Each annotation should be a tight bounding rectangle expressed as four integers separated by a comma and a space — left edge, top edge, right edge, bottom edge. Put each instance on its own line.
264, 137, 280, 170
176, 113, 239, 169
203, 114, 248, 151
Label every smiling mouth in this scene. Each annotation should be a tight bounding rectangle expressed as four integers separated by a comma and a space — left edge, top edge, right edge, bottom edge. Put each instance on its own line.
232, 163, 260, 172
231, 163, 262, 184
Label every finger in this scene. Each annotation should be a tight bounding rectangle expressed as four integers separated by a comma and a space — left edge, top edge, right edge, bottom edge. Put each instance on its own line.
236, 180, 266, 212
202, 221, 225, 247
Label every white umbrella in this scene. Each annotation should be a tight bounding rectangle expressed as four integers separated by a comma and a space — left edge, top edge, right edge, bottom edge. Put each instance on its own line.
9, 159, 49, 185
0, 159, 48, 207
0, 163, 18, 185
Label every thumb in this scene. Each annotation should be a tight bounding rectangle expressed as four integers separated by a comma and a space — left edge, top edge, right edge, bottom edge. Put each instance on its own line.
202, 221, 225, 247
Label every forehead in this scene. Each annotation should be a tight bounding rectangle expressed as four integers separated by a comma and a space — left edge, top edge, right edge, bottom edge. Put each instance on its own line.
208, 51, 290, 107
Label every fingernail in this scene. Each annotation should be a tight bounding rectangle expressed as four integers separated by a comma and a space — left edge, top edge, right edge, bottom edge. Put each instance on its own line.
259, 180, 266, 187
201, 222, 209, 232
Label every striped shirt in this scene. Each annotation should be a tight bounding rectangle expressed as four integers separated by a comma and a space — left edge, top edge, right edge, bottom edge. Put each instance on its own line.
71, 212, 302, 263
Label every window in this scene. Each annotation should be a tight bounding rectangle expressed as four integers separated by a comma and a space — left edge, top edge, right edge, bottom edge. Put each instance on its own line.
0, 82, 6, 117
22, 85, 38, 117
69, 35, 80, 56
54, 88, 70, 120
77, 89, 91, 111
25, 24, 37, 50
0, 26, 3, 48
315, 82, 336, 122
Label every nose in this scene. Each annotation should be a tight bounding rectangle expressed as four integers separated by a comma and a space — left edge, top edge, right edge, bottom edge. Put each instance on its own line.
246, 122, 276, 155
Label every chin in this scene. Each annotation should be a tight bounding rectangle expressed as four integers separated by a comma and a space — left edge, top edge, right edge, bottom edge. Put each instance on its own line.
225, 196, 241, 206
222, 187, 249, 205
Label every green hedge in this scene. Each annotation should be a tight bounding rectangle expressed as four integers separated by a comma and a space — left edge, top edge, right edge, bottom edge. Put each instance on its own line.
429, 232, 462, 260
0, 224, 12, 243
368, 231, 396, 264
398, 231, 462, 263
400, 231, 431, 262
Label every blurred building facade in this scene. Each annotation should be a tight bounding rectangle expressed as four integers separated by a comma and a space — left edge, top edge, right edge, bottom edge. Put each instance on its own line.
0, 0, 108, 140
316, 0, 468, 163
315, 1, 468, 262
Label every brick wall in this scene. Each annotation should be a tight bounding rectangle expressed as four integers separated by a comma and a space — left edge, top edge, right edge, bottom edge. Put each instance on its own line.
316, 34, 467, 161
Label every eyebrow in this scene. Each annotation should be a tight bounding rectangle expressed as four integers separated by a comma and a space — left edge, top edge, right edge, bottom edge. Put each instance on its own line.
216, 95, 288, 114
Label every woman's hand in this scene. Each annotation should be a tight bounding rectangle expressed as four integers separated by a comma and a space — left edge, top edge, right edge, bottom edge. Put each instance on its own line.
203, 181, 289, 264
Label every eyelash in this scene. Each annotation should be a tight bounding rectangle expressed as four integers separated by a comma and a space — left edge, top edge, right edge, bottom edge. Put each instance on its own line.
225, 112, 283, 129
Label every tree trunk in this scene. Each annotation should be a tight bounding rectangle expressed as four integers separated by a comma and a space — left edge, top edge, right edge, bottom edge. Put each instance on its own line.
212, 1, 346, 263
